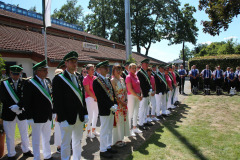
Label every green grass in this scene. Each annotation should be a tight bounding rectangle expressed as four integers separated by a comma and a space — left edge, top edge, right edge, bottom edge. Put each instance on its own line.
127, 94, 240, 160
15, 124, 32, 139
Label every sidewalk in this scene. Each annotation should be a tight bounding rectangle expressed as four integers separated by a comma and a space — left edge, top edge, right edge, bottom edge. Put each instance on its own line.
1, 81, 191, 160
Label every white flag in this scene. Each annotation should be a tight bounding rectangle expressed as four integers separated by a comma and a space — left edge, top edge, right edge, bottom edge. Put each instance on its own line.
43, 0, 51, 28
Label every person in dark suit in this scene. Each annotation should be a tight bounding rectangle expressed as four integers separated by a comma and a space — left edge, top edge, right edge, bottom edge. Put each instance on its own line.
151, 64, 157, 76
121, 62, 130, 81
17, 60, 53, 160
178, 65, 187, 94
0, 65, 33, 160
154, 64, 168, 118
93, 60, 118, 159
52, 51, 88, 160
137, 59, 152, 130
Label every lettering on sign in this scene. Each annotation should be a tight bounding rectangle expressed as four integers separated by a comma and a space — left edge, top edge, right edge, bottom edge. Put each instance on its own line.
83, 42, 99, 50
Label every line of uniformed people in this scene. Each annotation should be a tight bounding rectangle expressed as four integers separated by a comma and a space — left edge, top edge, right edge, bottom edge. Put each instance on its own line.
0, 51, 183, 160
188, 64, 240, 94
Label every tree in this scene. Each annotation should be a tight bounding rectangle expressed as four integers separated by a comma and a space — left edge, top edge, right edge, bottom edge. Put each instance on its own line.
29, 6, 37, 12
166, 3, 198, 68
85, 0, 114, 39
0, 54, 5, 79
199, 0, 240, 36
86, 0, 183, 56
217, 39, 235, 55
52, 0, 85, 27
131, 0, 181, 56
179, 46, 192, 61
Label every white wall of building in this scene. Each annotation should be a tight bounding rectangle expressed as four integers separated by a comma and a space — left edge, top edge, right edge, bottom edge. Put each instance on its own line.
2, 57, 58, 80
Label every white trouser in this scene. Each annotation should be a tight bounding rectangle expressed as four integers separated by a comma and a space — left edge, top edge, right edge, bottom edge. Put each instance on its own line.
3, 117, 30, 157
30, 120, 52, 160
155, 93, 167, 116
100, 113, 114, 152
60, 116, 84, 160
127, 94, 140, 128
138, 97, 149, 126
150, 95, 156, 116
174, 86, 179, 103
85, 97, 99, 131
54, 122, 61, 147
167, 91, 172, 109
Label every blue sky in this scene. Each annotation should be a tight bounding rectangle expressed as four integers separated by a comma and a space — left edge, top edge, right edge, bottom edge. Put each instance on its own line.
2, 0, 240, 62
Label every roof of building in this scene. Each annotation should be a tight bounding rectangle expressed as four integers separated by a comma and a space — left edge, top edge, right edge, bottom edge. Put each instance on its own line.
0, 8, 166, 65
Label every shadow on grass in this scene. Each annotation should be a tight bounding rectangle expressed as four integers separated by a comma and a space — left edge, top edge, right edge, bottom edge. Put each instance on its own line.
127, 103, 209, 160
163, 104, 208, 160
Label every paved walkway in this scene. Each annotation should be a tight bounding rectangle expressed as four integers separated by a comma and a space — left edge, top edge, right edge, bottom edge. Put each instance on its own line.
1, 81, 191, 160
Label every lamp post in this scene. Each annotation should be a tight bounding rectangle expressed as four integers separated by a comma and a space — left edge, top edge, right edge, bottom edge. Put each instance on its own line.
125, 0, 132, 60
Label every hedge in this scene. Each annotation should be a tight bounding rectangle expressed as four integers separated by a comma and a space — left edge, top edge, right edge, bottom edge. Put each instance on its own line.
188, 54, 240, 90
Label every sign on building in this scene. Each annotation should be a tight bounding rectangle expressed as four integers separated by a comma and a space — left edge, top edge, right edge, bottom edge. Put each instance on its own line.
83, 42, 99, 50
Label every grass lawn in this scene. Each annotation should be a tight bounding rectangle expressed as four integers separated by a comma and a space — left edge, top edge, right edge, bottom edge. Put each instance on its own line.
127, 94, 240, 160
15, 124, 32, 140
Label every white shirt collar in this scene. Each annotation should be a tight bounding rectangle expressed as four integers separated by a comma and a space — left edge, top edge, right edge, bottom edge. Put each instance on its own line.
66, 69, 76, 78
36, 75, 44, 82
11, 78, 19, 83
99, 73, 106, 80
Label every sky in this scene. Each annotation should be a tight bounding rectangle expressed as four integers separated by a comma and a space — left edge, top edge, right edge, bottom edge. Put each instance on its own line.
2, 0, 240, 63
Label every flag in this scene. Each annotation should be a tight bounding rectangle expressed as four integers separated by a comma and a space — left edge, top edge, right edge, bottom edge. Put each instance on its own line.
42, 0, 51, 28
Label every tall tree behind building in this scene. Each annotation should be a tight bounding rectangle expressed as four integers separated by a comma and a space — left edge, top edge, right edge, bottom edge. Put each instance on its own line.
52, 0, 85, 28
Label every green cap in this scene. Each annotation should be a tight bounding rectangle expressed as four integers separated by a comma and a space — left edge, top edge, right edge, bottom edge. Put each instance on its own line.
82, 64, 87, 68
96, 60, 109, 68
141, 58, 150, 64
63, 51, 78, 61
164, 65, 169, 69
57, 60, 65, 69
124, 62, 130, 66
158, 64, 165, 68
33, 60, 48, 71
10, 65, 23, 73
152, 64, 156, 68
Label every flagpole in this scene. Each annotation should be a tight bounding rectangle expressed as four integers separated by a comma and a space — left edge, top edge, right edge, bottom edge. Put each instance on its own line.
44, 27, 48, 63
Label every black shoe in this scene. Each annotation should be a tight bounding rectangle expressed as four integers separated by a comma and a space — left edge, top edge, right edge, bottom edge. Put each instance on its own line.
56, 147, 61, 153
145, 122, 153, 126
139, 125, 147, 130
100, 151, 113, 158
107, 148, 118, 154
162, 114, 169, 117
8, 156, 16, 160
157, 115, 163, 119
44, 157, 53, 160
168, 108, 172, 111
23, 151, 34, 157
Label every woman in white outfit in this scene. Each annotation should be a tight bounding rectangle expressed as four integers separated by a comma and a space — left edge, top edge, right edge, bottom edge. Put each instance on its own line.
125, 63, 143, 137
83, 64, 100, 138
111, 64, 130, 147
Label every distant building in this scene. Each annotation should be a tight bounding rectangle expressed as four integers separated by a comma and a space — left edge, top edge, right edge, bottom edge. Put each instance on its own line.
169, 59, 188, 70
0, 1, 166, 79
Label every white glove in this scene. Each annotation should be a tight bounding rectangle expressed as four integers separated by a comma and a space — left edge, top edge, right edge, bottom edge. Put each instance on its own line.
27, 119, 34, 125
84, 115, 89, 123
110, 104, 118, 113
148, 89, 153, 96
9, 105, 22, 115
60, 120, 69, 128
53, 114, 56, 120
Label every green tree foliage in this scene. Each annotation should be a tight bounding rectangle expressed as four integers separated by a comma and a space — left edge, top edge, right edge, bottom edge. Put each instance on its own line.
85, 0, 114, 39
85, 0, 189, 56
199, 0, 240, 36
167, 3, 198, 45
52, 0, 85, 27
179, 46, 192, 61
0, 54, 5, 79
189, 39, 240, 58
29, 6, 37, 12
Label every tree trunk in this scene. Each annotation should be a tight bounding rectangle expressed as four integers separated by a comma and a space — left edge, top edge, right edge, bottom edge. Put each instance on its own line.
182, 41, 185, 69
